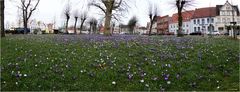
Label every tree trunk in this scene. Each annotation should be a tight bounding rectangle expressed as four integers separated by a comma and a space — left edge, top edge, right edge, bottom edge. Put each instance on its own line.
89, 24, 92, 34
22, 9, 29, 34
112, 25, 115, 34
1, 0, 5, 37
80, 21, 85, 34
23, 19, 28, 34
94, 25, 97, 34
104, 12, 112, 36
74, 17, 78, 34
149, 21, 153, 36
177, 9, 183, 37
65, 19, 69, 34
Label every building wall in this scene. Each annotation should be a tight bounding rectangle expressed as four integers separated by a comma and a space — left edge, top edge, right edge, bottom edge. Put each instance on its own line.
169, 22, 191, 34
215, 16, 240, 33
157, 16, 169, 34
215, 1, 240, 34
191, 17, 215, 34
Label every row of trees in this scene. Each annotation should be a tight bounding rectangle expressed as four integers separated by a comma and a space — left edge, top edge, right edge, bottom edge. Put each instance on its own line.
89, 0, 193, 37
5, 0, 234, 38
1, 0, 190, 37
63, 1, 98, 34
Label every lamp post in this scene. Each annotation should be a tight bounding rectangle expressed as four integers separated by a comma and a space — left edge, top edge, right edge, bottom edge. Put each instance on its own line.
199, 20, 208, 37
230, 1, 236, 38
208, 24, 213, 37
230, 21, 237, 38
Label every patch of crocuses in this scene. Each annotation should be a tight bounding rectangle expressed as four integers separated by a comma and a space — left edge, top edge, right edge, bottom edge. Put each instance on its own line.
1, 34, 239, 91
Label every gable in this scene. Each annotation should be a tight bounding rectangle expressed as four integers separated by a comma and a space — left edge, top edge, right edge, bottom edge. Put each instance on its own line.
220, 1, 232, 11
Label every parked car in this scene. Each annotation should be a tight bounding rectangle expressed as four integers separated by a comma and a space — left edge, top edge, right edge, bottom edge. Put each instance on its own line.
223, 32, 229, 35
120, 32, 128, 35
190, 31, 202, 35
207, 31, 220, 35
32, 28, 41, 34
5, 29, 13, 34
12, 28, 30, 34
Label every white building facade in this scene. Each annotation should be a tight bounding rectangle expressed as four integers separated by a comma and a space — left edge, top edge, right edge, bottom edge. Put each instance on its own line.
215, 1, 240, 34
169, 22, 192, 34
191, 7, 217, 34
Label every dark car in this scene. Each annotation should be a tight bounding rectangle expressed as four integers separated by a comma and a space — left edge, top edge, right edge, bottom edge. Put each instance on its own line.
5, 29, 12, 34
224, 32, 229, 35
190, 31, 202, 35
13, 28, 30, 34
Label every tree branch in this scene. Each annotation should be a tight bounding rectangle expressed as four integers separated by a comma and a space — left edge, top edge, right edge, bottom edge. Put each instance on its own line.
90, 3, 106, 14
113, 0, 122, 9
27, 0, 40, 20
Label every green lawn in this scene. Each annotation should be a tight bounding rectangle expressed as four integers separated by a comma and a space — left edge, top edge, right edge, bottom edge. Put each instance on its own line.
1, 35, 239, 91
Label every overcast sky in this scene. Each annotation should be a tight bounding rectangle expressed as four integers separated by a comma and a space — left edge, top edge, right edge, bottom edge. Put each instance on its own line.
5, 0, 240, 28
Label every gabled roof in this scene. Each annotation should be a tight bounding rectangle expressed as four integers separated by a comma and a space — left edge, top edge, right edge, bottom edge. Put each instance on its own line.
216, 0, 240, 16
192, 7, 217, 19
157, 15, 170, 23
170, 10, 195, 23
158, 15, 169, 20
216, 5, 240, 16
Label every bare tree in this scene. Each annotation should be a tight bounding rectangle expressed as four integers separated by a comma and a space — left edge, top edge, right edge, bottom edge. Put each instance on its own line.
63, 2, 71, 34
176, 0, 192, 37
0, 0, 5, 37
128, 16, 138, 34
73, 10, 78, 34
90, 0, 129, 36
148, 2, 158, 36
79, 11, 87, 34
20, 0, 40, 34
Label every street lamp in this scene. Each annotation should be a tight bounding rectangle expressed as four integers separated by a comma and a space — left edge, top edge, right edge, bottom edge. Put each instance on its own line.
199, 20, 208, 36
230, 21, 237, 38
208, 24, 214, 37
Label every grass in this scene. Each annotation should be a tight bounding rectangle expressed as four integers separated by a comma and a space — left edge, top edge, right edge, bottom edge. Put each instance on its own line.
1, 34, 239, 91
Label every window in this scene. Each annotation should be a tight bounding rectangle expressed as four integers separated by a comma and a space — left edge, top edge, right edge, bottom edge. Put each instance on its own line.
194, 20, 196, 24
198, 27, 200, 31
194, 27, 197, 32
197, 19, 200, 24
227, 18, 231, 22
223, 18, 226, 23
211, 18, 214, 23
218, 27, 224, 31
228, 11, 231, 16
222, 11, 226, 16
202, 19, 205, 24
207, 18, 210, 23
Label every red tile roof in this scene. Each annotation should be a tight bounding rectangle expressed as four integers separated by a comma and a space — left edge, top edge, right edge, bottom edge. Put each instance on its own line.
170, 10, 195, 23
192, 7, 216, 19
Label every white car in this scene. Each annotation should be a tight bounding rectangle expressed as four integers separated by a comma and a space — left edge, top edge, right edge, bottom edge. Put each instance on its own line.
120, 32, 127, 35
207, 31, 220, 35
